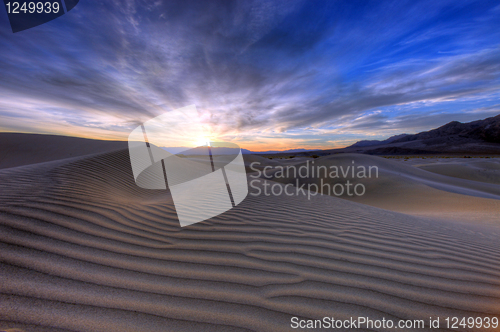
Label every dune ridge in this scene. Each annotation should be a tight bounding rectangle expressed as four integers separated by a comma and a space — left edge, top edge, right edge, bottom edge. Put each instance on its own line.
0, 133, 128, 170
0, 148, 499, 331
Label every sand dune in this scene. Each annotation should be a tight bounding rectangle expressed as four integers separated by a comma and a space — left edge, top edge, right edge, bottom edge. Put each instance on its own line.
0, 133, 128, 170
259, 154, 500, 225
413, 158, 500, 186
0, 144, 499, 331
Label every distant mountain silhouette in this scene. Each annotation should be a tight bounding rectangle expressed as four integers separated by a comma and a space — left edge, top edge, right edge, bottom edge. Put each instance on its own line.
349, 134, 408, 148
391, 114, 500, 144
299, 114, 500, 156
162, 146, 314, 155
251, 148, 313, 154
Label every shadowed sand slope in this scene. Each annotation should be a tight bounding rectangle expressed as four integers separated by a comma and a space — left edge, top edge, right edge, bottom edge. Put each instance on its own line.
0, 149, 499, 331
0, 133, 128, 170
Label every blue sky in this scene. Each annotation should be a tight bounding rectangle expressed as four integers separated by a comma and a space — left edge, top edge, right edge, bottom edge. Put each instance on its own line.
0, 0, 499, 150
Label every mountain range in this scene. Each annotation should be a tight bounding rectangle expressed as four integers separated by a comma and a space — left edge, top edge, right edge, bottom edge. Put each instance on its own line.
348, 134, 408, 148
289, 114, 500, 156
163, 147, 313, 155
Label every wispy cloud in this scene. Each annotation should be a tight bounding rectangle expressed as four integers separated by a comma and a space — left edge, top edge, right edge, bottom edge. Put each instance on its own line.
0, 0, 499, 149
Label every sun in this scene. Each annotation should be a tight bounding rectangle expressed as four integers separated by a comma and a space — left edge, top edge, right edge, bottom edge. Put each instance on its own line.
193, 138, 209, 147
190, 134, 216, 147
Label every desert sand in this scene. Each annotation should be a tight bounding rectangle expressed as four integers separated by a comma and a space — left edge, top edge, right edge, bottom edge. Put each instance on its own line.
0, 133, 128, 170
0, 135, 499, 331
259, 154, 500, 225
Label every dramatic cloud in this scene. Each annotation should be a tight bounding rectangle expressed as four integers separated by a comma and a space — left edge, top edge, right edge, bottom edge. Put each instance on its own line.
0, 0, 499, 149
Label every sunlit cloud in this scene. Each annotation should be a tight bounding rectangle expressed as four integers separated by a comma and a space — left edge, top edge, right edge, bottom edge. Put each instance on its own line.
0, 0, 499, 150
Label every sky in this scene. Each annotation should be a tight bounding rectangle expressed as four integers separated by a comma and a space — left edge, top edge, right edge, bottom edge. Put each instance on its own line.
0, 0, 499, 151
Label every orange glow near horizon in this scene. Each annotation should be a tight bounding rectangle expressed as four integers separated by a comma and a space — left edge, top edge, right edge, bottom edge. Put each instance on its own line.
0, 129, 353, 151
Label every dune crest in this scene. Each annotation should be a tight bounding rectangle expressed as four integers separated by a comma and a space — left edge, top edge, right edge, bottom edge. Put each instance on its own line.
0, 147, 499, 331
